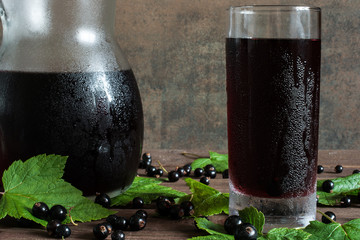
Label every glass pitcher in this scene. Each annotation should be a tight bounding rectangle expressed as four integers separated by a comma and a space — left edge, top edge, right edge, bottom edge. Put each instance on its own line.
0, 0, 144, 197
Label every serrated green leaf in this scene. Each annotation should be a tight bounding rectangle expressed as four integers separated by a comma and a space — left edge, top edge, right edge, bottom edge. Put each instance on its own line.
317, 174, 360, 206
0, 154, 115, 226
193, 217, 232, 239
191, 152, 228, 173
209, 152, 228, 172
304, 219, 360, 240
188, 235, 231, 240
237, 206, 265, 235
182, 178, 229, 216
342, 219, 360, 240
111, 177, 186, 206
191, 158, 213, 170
258, 228, 311, 240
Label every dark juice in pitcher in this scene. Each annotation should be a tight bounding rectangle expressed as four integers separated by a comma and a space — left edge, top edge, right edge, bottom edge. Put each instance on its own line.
0, 70, 143, 195
226, 38, 320, 198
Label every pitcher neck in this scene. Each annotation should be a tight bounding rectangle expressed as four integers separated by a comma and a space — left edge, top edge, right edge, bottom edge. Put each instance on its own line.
3, 0, 117, 38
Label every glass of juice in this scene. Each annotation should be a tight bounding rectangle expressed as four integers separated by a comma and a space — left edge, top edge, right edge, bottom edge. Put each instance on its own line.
226, 5, 321, 228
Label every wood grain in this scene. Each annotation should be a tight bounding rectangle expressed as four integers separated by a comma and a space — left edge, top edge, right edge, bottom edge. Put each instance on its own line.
0, 150, 359, 239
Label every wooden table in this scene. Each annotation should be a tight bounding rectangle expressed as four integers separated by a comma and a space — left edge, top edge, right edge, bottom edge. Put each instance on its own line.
0, 150, 359, 239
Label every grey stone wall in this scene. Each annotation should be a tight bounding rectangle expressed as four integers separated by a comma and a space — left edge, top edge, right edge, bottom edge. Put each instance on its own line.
115, 0, 360, 150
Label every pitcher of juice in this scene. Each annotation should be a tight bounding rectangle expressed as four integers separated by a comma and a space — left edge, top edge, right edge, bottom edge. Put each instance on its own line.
0, 0, 144, 196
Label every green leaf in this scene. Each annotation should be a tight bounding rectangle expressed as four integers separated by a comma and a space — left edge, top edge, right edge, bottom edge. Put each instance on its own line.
182, 178, 229, 217
191, 158, 213, 170
191, 152, 228, 172
258, 228, 311, 240
304, 219, 360, 240
0, 154, 115, 226
237, 207, 265, 235
188, 235, 231, 240
111, 177, 187, 206
317, 174, 360, 206
193, 217, 232, 239
208, 152, 228, 172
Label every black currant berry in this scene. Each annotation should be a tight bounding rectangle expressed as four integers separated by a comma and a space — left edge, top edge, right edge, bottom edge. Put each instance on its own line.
234, 223, 258, 240
168, 171, 180, 182
224, 215, 243, 235
53, 224, 71, 238
177, 167, 186, 177
222, 169, 229, 179
317, 165, 324, 174
169, 205, 185, 220
204, 164, 215, 172
156, 196, 172, 216
335, 165, 343, 173
95, 193, 111, 208
32, 202, 49, 220
111, 230, 125, 240
180, 201, 195, 216
132, 197, 144, 208
49, 205, 67, 222
46, 220, 61, 237
194, 168, 204, 177
129, 215, 146, 231
146, 165, 157, 177
135, 209, 148, 219
146, 165, 156, 177
114, 216, 128, 230
104, 221, 113, 234
204, 169, 217, 179
183, 164, 192, 176
139, 153, 152, 169
155, 168, 164, 178
340, 196, 351, 208
93, 223, 110, 240
322, 180, 334, 193
200, 176, 210, 185
322, 211, 336, 224
139, 159, 151, 169
142, 152, 152, 162
106, 214, 119, 226
353, 169, 360, 174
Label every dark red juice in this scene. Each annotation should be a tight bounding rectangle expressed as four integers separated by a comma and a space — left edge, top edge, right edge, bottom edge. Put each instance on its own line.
226, 38, 320, 198
0, 70, 143, 195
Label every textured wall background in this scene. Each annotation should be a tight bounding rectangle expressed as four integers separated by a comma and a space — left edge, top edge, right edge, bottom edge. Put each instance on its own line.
115, 0, 360, 150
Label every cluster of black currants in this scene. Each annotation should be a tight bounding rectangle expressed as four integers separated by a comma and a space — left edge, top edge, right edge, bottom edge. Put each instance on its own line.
93, 210, 148, 240
156, 196, 195, 220
193, 164, 229, 185
224, 215, 258, 240
318, 164, 360, 174
321, 180, 353, 207
167, 163, 192, 182
139, 153, 164, 178
31, 202, 71, 238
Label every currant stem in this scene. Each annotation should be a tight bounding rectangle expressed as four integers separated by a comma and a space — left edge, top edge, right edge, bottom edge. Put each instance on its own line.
68, 207, 78, 226
189, 194, 194, 202
181, 152, 209, 159
0, 192, 4, 195
157, 160, 168, 174
316, 209, 337, 223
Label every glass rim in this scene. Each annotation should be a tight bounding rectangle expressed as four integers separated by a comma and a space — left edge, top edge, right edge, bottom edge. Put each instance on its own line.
229, 5, 321, 13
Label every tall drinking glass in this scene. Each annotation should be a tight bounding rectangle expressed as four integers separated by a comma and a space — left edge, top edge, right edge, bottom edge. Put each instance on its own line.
226, 6, 321, 228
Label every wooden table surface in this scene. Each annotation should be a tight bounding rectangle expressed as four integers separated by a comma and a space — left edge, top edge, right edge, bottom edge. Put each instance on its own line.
1, 149, 359, 239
